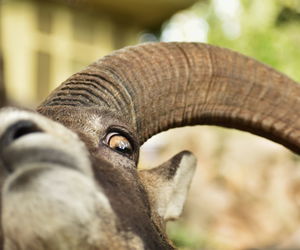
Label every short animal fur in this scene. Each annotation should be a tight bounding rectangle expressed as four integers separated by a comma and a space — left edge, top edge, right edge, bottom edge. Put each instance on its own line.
0, 42, 299, 249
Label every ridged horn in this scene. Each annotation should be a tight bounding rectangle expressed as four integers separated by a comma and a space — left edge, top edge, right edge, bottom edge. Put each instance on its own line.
38, 42, 300, 154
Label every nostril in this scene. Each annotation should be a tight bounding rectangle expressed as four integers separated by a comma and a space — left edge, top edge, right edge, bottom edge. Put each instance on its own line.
12, 121, 42, 140
1, 120, 42, 147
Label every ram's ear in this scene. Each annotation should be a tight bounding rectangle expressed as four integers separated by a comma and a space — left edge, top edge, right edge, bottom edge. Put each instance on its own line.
139, 151, 197, 221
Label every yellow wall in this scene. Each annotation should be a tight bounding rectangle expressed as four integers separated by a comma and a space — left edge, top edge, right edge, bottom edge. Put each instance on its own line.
1, 0, 140, 106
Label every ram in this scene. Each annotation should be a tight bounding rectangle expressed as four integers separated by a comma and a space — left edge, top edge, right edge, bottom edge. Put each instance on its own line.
0, 42, 299, 250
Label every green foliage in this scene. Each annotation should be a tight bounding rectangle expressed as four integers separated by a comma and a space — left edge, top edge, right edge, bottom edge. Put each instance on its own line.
161, 1, 300, 249
167, 219, 236, 250
167, 221, 223, 250
161, 0, 300, 82
207, 0, 300, 82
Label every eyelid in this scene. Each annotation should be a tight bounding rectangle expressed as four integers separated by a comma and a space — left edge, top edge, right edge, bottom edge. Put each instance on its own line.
103, 129, 135, 158
105, 126, 136, 148
104, 132, 120, 144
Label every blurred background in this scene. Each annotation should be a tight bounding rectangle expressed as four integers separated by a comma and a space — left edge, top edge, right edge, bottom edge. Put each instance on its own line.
1, 0, 300, 249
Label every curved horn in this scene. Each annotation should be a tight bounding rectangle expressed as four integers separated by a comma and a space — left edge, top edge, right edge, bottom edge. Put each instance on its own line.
38, 42, 300, 154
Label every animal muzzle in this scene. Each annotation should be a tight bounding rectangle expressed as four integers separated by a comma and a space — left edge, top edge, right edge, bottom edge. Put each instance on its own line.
0, 107, 118, 250
0, 107, 92, 175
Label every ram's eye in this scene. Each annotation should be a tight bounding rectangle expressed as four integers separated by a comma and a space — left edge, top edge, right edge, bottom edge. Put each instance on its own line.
105, 132, 133, 156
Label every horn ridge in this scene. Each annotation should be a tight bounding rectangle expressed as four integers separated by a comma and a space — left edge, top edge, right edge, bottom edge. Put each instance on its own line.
38, 42, 300, 154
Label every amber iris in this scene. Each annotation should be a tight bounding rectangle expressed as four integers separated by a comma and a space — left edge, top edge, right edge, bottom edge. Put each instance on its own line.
107, 133, 133, 155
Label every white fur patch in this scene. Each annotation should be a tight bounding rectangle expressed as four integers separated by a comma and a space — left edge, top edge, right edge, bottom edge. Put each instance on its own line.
0, 107, 121, 249
164, 154, 197, 220
2, 165, 116, 250
0, 107, 92, 176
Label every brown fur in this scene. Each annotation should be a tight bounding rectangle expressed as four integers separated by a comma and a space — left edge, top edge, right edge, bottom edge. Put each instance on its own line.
37, 105, 174, 249
1, 42, 300, 249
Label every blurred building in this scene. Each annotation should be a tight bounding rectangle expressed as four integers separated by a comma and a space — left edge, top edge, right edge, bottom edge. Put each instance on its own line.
0, 0, 196, 106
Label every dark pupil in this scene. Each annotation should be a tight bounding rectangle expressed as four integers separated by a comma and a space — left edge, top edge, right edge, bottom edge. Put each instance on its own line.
115, 140, 131, 154
109, 135, 132, 155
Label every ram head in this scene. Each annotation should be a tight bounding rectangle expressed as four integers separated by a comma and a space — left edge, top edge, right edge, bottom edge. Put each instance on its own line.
0, 42, 299, 250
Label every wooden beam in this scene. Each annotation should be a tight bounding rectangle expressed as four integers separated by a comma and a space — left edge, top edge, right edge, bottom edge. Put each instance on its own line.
0, 54, 6, 108
49, 0, 198, 29
0, 2, 6, 107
